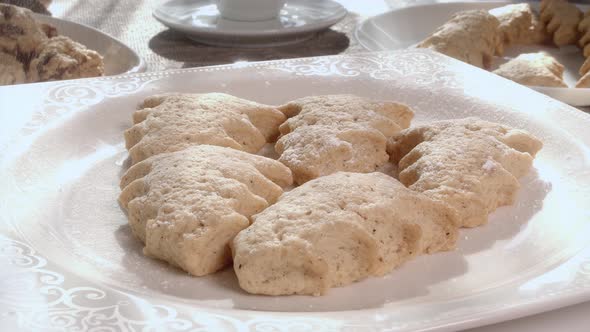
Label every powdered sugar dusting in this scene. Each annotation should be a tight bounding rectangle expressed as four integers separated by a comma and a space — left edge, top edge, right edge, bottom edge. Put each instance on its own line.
482, 157, 496, 173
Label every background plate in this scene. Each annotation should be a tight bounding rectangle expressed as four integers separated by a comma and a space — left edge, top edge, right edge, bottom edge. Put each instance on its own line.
355, 1, 590, 106
34, 14, 145, 77
0, 49, 589, 331
152, 0, 347, 47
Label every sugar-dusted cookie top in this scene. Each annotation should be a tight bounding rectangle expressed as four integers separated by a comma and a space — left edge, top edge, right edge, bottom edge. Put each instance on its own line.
27, 36, 104, 82
417, 10, 502, 68
119, 144, 293, 277
232, 172, 458, 296
493, 52, 567, 87
125, 93, 286, 164
275, 94, 413, 184
0, 51, 25, 85
540, 0, 583, 46
388, 117, 542, 228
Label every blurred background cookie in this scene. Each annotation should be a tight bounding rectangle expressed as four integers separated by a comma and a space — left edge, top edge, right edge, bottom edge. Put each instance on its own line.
0, 0, 50, 15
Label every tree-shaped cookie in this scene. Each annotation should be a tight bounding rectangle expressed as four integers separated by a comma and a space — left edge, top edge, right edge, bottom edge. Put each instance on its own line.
119, 145, 293, 276
124, 93, 286, 164
388, 118, 542, 228
275, 94, 413, 184
232, 172, 458, 296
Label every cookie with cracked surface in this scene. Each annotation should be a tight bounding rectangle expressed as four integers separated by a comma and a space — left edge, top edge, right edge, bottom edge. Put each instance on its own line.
417, 10, 502, 68
387, 118, 542, 228
0, 3, 47, 59
125, 93, 286, 165
0, 51, 25, 85
275, 94, 413, 184
232, 172, 458, 296
26, 36, 104, 82
493, 52, 567, 87
489, 3, 547, 46
540, 0, 582, 46
119, 144, 293, 277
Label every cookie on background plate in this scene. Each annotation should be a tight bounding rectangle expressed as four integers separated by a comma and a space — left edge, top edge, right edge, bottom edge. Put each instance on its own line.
0, 51, 26, 85
417, 10, 502, 68
576, 57, 590, 87
540, 0, 582, 46
27, 36, 104, 82
578, 10, 590, 57
493, 52, 568, 88
489, 3, 547, 47
0, 3, 48, 58
0, 0, 51, 15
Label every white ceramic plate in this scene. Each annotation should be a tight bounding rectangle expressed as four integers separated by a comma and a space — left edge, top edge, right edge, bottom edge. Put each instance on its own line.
153, 0, 347, 47
355, 1, 590, 106
33, 14, 145, 77
0, 49, 589, 332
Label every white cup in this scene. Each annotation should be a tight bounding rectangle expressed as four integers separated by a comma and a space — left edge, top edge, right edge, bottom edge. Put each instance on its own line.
216, 0, 286, 22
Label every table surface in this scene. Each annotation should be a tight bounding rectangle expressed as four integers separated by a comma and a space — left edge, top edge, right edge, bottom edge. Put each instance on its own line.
48, 0, 393, 71
12, 0, 590, 330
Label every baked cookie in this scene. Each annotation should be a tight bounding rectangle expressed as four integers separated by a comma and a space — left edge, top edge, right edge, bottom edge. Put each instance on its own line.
576, 56, 590, 87
581, 56, 590, 76
40, 22, 57, 38
489, 4, 547, 46
119, 144, 293, 277
417, 10, 502, 69
0, 51, 25, 85
125, 93, 286, 165
26, 36, 104, 82
540, 0, 582, 46
232, 172, 458, 296
493, 52, 567, 87
388, 118, 542, 228
0, 4, 48, 59
579, 10, 590, 57
275, 94, 413, 184
1, 0, 52, 15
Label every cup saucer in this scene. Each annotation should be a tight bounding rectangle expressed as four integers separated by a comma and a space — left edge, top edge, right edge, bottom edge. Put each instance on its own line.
153, 0, 347, 48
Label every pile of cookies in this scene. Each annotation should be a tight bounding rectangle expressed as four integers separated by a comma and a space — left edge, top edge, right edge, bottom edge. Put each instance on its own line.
418, 0, 590, 88
0, 4, 104, 86
118, 93, 542, 296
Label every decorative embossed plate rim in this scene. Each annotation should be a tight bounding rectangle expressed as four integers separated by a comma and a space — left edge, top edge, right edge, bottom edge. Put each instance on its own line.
0, 50, 589, 332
